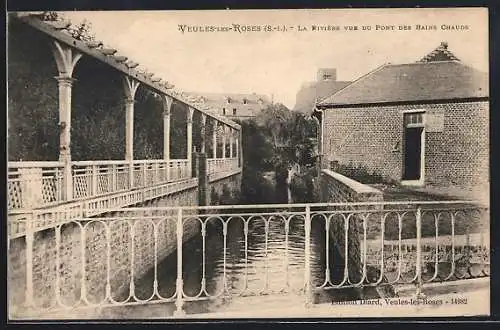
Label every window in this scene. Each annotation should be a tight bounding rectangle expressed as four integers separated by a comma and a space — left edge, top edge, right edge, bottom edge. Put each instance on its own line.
243, 99, 247, 104
233, 108, 237, 115
222, 108, 226, 115
404, 111, 425, 127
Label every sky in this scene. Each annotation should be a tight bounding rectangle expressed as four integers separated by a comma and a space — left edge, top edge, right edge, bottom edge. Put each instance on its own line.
61, 8, 488, 109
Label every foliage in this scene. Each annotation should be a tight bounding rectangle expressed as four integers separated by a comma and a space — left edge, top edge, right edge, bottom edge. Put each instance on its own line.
253, 103, 317, 169
41, 11, 60, 21
69, 20, 95, 42
236, 104, 319, 203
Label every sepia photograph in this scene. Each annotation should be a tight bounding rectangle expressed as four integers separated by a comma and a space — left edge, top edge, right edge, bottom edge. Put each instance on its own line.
6, 8, 490, 320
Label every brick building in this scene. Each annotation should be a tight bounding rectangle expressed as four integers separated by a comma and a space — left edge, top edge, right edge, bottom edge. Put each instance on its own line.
184, 92, 272, 120
314, 42, 489, 190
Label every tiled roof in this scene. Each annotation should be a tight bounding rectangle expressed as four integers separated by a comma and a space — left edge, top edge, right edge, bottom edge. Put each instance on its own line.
318, 61, 488, 106
184, 92, 271, 105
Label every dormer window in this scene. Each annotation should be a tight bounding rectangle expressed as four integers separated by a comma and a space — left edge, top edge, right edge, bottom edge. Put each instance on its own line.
226, 97, 231, 104
243, 98, 248, 104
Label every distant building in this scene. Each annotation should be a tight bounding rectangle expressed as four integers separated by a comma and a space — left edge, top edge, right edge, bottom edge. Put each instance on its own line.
293, 68, 351, 114
315, 42, 489, 190
184, 92, 272, 120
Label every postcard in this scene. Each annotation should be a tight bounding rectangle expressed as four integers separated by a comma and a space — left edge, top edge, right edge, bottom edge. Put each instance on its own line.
7, 8, 489, 320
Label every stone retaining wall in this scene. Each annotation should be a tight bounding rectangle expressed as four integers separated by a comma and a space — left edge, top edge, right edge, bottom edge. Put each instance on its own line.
318, 169, 391, 298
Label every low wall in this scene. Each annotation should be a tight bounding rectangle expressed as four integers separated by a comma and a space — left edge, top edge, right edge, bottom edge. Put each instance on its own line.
318, 169, 392, 298
8, 170, 242, 317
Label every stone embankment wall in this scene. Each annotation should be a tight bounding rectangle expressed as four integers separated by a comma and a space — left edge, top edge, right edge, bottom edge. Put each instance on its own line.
318, 169, 394, 298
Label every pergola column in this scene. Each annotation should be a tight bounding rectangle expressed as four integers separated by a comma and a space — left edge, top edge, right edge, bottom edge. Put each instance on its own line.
200, 113, 207, 153
212, 120, 218, 159
123, 76, 140, 187
161, 95, 173, 182
222, 125, 227, 159
187, 107, 194, 177
229, 127, 234, 158
52, 40, 82, 201
239, 129, 243, 167
235, 130, 239, 160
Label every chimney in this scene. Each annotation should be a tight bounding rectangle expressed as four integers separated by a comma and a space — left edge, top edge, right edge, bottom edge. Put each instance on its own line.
317, 68, 337, 82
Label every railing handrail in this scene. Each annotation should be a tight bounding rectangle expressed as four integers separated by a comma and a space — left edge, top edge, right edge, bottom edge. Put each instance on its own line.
72, 159, 177, 166
8, 161, 65, 168
25, 200, 483, 213
72, 160, 129, 166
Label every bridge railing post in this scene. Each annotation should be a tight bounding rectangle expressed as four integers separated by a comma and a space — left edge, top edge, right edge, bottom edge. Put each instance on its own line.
414, 205, 425, 299
174, 208, 185, 317
304, 204, 313, 307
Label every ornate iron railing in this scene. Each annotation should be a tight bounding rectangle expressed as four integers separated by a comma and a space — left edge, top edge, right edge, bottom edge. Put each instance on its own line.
8, 201, 489, 318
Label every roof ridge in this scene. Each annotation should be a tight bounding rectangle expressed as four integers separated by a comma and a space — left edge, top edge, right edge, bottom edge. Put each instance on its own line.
317, 64, 388, 105
418, 42, 460, 62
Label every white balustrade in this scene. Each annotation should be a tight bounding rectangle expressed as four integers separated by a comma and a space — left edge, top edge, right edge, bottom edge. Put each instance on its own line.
8, 159, 192, 210
8, 161, 65, 210
207, 157, 240, 176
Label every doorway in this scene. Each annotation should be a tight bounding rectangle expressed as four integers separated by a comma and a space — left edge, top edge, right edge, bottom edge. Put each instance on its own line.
403, 127, 423, 180
402, 112, 425, 184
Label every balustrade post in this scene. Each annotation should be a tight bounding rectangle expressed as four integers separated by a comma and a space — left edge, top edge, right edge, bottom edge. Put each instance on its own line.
129, 163, 134, 189
111, 164, 117, 192
304, 205, 313, 307
91, 164, 98, 196
142, 163, 147, 187
174, 208, 185, 317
